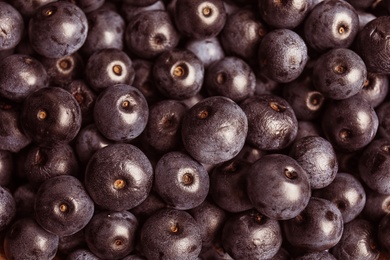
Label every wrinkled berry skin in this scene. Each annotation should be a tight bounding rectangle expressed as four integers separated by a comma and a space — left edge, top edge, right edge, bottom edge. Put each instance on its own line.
240, 94, 298, 151
321, 95, 378, 152
0, 2, 24, 51
258, 29, 308, 83
84, 143, 153, 211
34, 175, 94, 237
359, 138, 390, 195
221, 210, 282, 260
20, 87, 82, 145
289, 136, 338, 189
4, 218, 59, 260
85, 211, 139, 260
93, 84, 148, 142
355, 16, 390, 74
0, 54, 48, 102
283, 197, 344, 252
246, 154, 311, 220
181, 96, 248, 164
330, 219, 379, 260
140, 208, 202, 260
29, 1, 88, 58
304, 0, 359, 53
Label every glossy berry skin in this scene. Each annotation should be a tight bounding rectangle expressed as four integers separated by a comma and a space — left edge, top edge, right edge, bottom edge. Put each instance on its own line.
93, 84, 148, 142
304, 0, 359, 53
188, 199, 227, 244
39, 52, 85, 87
132, 59, 161, 104
0, 2, 24, 51
81, 8, 125, 56
142, 99, 188, 154
0, 100, 31, 152
125, 10, 180, 59
295, 251, 337, 260
85, 48, 135, 92
21, 143, 79, 185
84, 143, 153, 211
321, 95, 378, 152
140, 208, 202, 260
85, 211, 139, 260
363, 190, 390, 223
28, 1, 88, 58
66, 249, 100, 260
121, 0, 165, 23
355, 16, 390, 74
185, 37, 225, 68
358, 72, 389, 108
74, 124, 112, 165
0, 150, 13, 187
20, 87, 82, 145
258, 29, 308, 83
0, 186, 16, 231
125, 0, 159, 6
313, 173, 366, 223
258, 0, 312, 29
377, 101, 390, 140
0, 54, 48, 102
154, 151, 209, 210
246, 154, 311, 220
10, 0, 56, 17
174, 0, 227, 40
289, 136, 338, 189
219, 9, 267, 63
283, 197, 344, 252
210, 158, 253, 213
313, 48, 366, 100
378, 213, 390, 252
240, 94, 298, 151
4, 218, 59, 260
330, 218, 379, 260
205, 56, 256, 103
359, 138, 390, 195
34, 175, 94, 237
153, 49, 204, 100
221, 210, 282, 260
282, 75, 325, 121
181, 96, 248, 164
130, 191, 166, 225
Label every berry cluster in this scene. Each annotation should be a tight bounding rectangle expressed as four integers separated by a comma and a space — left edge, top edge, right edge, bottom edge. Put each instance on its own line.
1, 0, 390, 259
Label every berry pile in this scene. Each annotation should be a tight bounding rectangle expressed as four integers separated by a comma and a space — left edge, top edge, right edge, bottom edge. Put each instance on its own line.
1, 0, 390, 259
